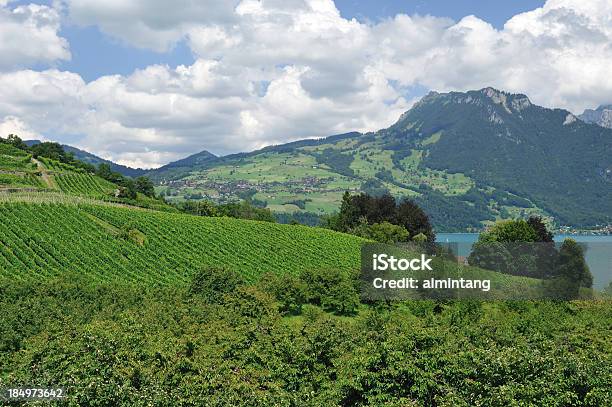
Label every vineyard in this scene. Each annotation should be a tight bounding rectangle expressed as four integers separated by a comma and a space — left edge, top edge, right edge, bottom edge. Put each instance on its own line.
0, 144, 43, 189
0, 202, 365, 284
55, 172, 115, 196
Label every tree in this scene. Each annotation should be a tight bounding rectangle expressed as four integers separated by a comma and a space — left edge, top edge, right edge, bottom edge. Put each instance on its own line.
135, 176, 155, 197
217, 200, 275, 222
479, 219, 538, 243
469, 219, 544, 277
558, 239, 592, 289
338, 191, 359, 231
300, 269, 359, 315
3, 134, 28, 150
29, 142, 67, 162
359, 221, 409, 244
527, 216, 553, 242
468, 241, 515, 274
396, 198, 435, 243
258, 273, 307, 315
333, 192, 434, 244
116, 179, 137, 199
527, 216, 558, 278
96, 163, 113, 180
368, 194, 396, 225
179, 200, 218, 217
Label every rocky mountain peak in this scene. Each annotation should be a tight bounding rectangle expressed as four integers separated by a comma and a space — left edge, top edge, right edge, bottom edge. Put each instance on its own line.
579, 105, 612, 128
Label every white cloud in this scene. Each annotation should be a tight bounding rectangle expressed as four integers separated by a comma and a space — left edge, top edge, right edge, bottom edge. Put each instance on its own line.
374, 0, 612, 112
65, 0, 240, 52
2, 0, 612, 168
0, 3, 70, 70
0, 116, 41, 140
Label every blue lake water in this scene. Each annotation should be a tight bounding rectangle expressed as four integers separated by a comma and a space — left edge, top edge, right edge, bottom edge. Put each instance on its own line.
436, 233, 612, 290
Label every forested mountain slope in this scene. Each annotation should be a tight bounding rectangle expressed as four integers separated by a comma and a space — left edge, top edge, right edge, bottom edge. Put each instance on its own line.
150, 88, 612, 230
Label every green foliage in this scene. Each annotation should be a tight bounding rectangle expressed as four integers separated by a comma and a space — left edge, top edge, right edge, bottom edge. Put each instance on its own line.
274, 211, 324, 226
135, 176, 155, 197
55, 172, 114, 197
313, 147, 355, 177
558, 239, 593, 289
217, 200, 276, 222
259, 273, 307, 315
0, 173, 43, 188
176, 199, 219, 216
528, 215, 554, 242
412, 232, 428, 243
299, 269, 360, 315
0, 202, 364, 283
97, 163, 151, 199
116, 179, 137, 199
189, 266, 245, 303
29, 141, 68, 162
334, 192, 435, 243
1, 134, 29, 150
396, 198, 436, 243
1, 276, 610, 406
469, 219, 544, 278
173, 196, 274, 221
479, 219, 538, 243
353, 220, 409, 244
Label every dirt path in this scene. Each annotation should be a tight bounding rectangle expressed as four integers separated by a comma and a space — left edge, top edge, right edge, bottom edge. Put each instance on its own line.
32, 158, 58, 189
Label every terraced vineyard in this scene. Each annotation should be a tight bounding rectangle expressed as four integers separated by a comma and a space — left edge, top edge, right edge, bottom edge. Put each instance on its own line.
0, 144, 43, 189
37, 157, 117, 197
0, 202, 364, 284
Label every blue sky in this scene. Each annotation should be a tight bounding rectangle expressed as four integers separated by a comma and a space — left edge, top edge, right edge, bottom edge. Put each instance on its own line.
336, 0, 545, 27
0, 0, 609, 168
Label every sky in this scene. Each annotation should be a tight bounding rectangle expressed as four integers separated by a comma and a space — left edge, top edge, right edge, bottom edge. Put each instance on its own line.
0, 0, 610, 168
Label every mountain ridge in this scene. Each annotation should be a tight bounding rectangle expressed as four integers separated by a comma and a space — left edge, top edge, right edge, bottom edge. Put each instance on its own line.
150, 87, 611, 230
579, 104, 612, 129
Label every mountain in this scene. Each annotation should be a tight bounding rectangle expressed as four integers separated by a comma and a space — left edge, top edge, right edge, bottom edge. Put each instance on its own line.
147, 149, 217, 182
579, 105, 612, 128
149, 87, 611, 231
24, 140, 146, 177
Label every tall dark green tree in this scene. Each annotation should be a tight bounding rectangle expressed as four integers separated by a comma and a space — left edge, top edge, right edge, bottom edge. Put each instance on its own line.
396, 198, 435, 243
527, 216, 558, 278
527, 216, 554, 242
334, 192, 434, 243
558, 239, 592, 289
135, 176, 155, 197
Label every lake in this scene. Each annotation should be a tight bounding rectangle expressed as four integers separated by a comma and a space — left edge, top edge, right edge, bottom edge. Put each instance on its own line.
436, 233, 612, 290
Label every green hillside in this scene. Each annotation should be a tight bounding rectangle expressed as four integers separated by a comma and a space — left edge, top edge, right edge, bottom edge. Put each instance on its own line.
0, 202, 364, 283
0, 140, 391, 288
1, 123, 609, 406
150, 88, 612, 231
0, 143, 44, 189
0, 141, 175, 212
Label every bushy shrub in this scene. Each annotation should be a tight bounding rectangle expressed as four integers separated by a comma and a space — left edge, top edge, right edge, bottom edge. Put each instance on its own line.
188, 266, 244, 303
300, 269, 360, 315
258, 273, 307, 315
